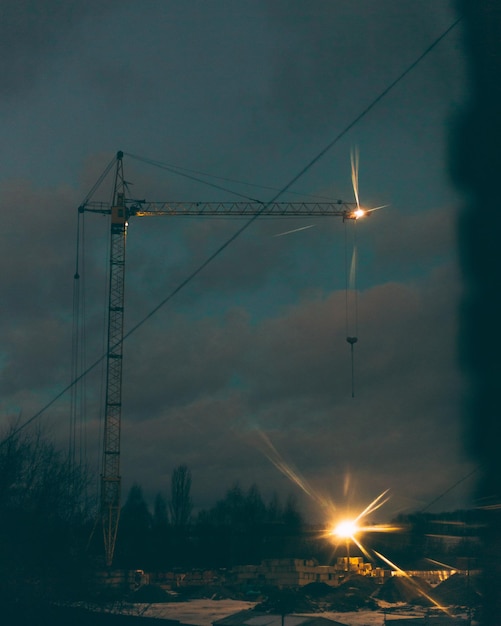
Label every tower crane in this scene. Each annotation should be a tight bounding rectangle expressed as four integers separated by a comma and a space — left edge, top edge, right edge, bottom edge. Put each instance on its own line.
79, 151, 365, 567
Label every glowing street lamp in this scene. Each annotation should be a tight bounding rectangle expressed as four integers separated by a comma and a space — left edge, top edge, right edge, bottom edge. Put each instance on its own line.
332, 518, 360, 570
334, 519, 359, 540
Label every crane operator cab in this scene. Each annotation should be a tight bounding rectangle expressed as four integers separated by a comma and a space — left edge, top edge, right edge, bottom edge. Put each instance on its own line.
111, 192, 127, 226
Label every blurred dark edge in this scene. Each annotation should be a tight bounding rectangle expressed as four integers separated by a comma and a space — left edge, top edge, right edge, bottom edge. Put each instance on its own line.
454, 1, 501, 623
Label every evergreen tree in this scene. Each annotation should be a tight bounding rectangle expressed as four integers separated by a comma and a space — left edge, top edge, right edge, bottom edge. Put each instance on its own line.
170, 464, 192, 528
151, 492, 170, 568
169, 465, 193, 565
117, 483, 152, 568
153, 492, 169, 529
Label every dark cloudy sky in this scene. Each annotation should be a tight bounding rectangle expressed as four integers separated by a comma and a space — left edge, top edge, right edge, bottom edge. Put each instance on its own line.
0, 1, 474, 522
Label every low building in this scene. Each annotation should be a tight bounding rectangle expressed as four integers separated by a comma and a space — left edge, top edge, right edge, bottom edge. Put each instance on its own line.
231, 557, 373, 589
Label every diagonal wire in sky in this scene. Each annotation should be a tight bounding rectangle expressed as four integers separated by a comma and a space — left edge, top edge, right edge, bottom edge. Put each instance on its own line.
1, 15, 463, 447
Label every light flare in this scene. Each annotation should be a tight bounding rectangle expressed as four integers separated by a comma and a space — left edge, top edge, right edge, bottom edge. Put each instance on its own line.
426, 557, 459, 571
326, 489, 395, 546
353, 488, 391, 522
351, 147, 361, 211
334, 519, 359, 539
255, 431, 401, 547
252, 430, 451, 618
274, 224, 316, 237
348, 245, 357, 292
348, 148, 389, 218
255, 431, 334, 513
366, 203, 389, 213
373, 550, 453, 616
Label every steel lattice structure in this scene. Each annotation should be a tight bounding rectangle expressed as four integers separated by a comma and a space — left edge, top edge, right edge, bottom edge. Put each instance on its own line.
80, 151, 362, 567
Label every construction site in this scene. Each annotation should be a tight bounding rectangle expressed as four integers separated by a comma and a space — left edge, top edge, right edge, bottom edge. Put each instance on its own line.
70, 556, 481, 625
2, 3, 500, 624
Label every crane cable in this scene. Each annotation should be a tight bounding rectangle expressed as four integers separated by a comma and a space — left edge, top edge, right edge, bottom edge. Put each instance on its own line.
344, 220, 359, 398
126, 152, 265, 204
70, 207, 90, 504
69, 212, 81, 468
0, 14, 464, 448
79, 154, 117, 207
72, 155, 119, 507
126, 153, 343, 203
71, 210, 90, 464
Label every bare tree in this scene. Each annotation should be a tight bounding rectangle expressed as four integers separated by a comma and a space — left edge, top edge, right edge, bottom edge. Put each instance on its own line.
0, 422, 91, 601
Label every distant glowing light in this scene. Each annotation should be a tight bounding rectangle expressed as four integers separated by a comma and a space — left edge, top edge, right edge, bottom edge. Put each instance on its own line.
333, 519, 359, 539
250, 432, 449, 618
324, 489, 393, 554
353, 208, 365, 219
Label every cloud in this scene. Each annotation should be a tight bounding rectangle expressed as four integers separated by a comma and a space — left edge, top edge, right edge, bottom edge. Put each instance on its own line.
370, 204, 458, 273
1, 161, 465, 510
0, 3, 472, 523
108, 249, 468, 515
0, 1, 127, 98
0, 170, 468, 524
262, 0, 461, 133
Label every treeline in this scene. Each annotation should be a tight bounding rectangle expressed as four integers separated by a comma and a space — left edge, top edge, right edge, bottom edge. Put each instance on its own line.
114, 465, 308, 570
0, 425, 93, 602
0, 425, 309, 596
0, 424, 483, 604
114, 468, 484, 572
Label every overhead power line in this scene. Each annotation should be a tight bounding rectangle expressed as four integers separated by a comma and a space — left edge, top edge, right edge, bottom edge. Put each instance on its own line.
420, 466, 480, 513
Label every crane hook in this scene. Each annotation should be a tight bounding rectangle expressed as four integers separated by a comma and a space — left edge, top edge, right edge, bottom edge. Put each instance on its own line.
346, 337, 358, 398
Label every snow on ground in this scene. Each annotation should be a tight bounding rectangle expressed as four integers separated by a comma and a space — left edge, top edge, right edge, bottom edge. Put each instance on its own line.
136, 599, 256, 625
131, 599, 470, 626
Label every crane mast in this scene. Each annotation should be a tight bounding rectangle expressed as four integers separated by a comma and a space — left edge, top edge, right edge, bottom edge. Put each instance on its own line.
101, 152, 128, 567
80, 151, 361, 567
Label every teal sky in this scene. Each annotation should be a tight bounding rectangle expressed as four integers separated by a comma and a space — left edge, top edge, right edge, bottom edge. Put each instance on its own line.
0, 1, 475, 522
